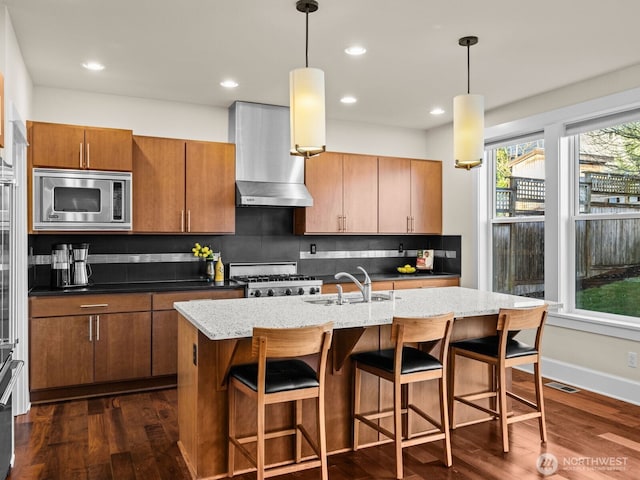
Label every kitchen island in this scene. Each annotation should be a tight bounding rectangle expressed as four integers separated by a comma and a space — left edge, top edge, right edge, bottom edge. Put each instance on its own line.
174, 287, 551, 479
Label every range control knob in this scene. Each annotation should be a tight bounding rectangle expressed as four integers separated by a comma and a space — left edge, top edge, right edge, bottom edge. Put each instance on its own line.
309, 287, 317, 295
267, 289, 275, 297
254, 290, 262, 298
297, 287, 305, 295
285, 288, 292, 296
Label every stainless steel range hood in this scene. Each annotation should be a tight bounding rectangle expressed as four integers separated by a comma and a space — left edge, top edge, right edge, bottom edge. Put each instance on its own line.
229, 101, 313, 207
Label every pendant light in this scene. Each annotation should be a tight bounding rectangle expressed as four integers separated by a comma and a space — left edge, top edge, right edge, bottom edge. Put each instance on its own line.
290, 0, 326, 158
453, 36, 484, 170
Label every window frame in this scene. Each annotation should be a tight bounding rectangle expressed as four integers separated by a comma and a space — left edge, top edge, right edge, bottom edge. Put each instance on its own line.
481, 87, 640, 338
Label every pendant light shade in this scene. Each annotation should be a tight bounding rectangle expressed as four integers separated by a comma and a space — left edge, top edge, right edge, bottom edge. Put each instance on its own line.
290, 0, 326, 158
453, 36, 484, 170
290, 66, 326, 157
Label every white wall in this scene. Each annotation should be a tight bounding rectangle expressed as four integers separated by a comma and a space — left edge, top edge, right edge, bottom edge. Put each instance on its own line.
33, 87, 432, 161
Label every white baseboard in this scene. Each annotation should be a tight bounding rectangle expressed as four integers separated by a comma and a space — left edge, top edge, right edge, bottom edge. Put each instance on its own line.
517, 357, 640, 406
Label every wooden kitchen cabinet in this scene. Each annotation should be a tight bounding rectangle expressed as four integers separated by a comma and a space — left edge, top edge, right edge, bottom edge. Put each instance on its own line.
378, 157, 442, 234
30, 121, 133, 171
30, 315, 95, 390
295, 152, 378, 234
29, 293, 152, 393
94, 312, 151, 382
133, 135, 235, 234
393, 277, 459, 289
151, 289, 244, 376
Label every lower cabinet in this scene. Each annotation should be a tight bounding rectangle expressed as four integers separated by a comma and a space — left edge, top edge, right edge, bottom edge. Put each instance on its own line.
29, 289, 244, 400
29, 293, 153, 392
151, 289, 245, 376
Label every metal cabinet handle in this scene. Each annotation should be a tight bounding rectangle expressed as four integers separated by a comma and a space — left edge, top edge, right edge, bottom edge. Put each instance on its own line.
89, 315, 93, 341
86, 143, 90, 169
337, 215, 342, 232
411, 216, 415, 232
187, 210, 191, 232
79, 143, 83, 168
181, 210, 185, 232
96, 315, 100, 341
0, 360, 24, 408
80, 303, 108, 308
407, 216, 411, 233
343, 215, 347, 232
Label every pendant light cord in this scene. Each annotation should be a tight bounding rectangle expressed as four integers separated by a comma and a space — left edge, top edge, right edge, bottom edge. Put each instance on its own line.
305, 7, 310, 68
466, 43, 470, 94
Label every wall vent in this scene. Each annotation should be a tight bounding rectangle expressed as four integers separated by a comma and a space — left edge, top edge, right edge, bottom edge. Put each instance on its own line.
545, 381, 580, 393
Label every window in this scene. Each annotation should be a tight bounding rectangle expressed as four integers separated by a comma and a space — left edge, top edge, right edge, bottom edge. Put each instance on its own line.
571, 120, 640, 318
489, 138, 545, 297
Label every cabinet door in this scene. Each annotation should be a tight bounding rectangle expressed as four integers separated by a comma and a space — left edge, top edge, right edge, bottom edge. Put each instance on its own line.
84, 127, 133, 171
94, 312, 152, 382
411, 160, 442, 234
31, 122, 85, 169
30, 316, 94, 389
343, 154, 378, 233
133, 136, 186, 232
303, 152, 344, 233
152, 311, 178, 376
185, 141, 236, 233
378, 156, 412, 233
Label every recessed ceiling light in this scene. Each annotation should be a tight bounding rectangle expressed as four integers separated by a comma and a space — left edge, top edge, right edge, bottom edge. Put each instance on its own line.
340, 96, 357, 104
430, 107, 445, 115
345, 46, 366, 56
82, 61, 105, 71
220, 79, 239, 88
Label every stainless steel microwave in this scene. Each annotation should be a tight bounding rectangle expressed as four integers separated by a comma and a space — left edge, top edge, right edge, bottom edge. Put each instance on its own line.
33, 168, 132, 230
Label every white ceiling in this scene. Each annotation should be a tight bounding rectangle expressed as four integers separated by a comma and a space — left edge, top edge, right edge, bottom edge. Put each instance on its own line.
3, 0, 640, 130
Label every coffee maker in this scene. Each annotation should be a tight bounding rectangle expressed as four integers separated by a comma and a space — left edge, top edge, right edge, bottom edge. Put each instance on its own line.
51, 243, 92, 288
51, 243, 71, 288
71, 243, 91, 286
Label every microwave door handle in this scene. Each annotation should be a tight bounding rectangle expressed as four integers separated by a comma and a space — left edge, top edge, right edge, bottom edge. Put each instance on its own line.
0, 360, 24, 409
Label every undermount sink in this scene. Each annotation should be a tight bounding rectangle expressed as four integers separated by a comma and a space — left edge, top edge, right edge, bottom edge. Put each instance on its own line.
304, 293, 393, 306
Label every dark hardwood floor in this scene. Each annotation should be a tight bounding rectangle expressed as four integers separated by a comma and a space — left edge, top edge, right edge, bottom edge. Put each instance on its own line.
9, 370, 640, 479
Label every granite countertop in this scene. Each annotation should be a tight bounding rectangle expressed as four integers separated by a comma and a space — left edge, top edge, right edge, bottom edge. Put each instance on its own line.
29, 279, 245, 297
174, 286, 554, 341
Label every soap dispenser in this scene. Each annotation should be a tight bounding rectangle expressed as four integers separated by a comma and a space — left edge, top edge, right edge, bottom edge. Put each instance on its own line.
214, 255, 224, 286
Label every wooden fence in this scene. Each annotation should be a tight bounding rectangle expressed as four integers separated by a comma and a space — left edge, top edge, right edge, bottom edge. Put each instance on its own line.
492, 222, 544, 297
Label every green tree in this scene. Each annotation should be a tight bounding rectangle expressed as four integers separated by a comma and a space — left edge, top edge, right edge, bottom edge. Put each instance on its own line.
584, 122, 640, 174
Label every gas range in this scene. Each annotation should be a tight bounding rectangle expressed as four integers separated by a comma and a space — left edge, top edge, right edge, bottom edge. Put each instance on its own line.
229, 262, 322, 298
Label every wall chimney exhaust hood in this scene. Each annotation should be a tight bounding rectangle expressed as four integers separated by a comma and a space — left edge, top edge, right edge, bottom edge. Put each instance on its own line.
229, 101, 313, 207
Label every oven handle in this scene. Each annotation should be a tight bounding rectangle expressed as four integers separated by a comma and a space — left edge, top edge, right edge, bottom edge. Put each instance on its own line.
0, 360, 24, 409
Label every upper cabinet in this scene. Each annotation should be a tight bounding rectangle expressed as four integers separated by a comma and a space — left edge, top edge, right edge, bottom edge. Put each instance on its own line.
295, 152, 378, 234
30, 121, 133, 171
296, 153, 442, 235
133, 135, 235, 234
378, 157, 442, 234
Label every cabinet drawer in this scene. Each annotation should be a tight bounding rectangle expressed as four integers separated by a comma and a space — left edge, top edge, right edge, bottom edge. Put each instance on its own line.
30, 293, 152, 318
152, 289, 244, 310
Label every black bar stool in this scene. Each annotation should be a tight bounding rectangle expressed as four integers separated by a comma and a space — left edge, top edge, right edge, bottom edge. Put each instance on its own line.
449, 304, 548, 453
351, 313, 454, 479
227, 321, 333, 480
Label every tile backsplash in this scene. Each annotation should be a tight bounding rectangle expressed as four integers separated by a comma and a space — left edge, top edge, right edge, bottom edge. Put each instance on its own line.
29, 207, 461, 288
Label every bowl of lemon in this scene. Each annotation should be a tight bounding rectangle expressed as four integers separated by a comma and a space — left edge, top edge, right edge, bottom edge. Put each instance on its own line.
397, 264, 416, 274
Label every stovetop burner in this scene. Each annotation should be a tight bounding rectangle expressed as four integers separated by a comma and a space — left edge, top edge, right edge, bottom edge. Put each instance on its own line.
228, 262, 323, 298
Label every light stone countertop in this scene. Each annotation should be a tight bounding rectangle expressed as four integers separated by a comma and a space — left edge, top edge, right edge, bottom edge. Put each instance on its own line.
174, 286, 555, 341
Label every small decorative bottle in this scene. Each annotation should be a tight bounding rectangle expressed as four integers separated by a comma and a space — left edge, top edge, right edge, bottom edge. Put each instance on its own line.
205, 258, 215, 282
214, 255, 224, 286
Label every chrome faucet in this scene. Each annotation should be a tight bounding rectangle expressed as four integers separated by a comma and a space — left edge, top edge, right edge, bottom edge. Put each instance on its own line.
334, 266, 372, 302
